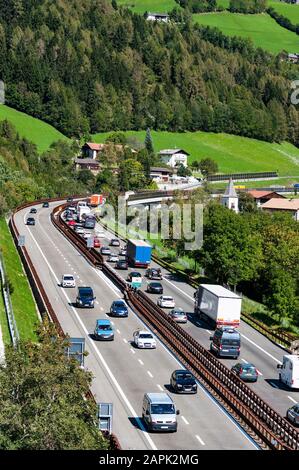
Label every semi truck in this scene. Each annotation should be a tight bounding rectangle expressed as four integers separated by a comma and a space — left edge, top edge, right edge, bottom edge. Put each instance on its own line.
194, 284, 241, 328
89, 194, 103, 207
127, 239, 152, 268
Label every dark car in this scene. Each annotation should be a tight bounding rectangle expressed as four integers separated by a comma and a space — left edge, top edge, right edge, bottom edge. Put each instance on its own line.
110, 300, 128, 317
127, 271, 142, 282
30, 207, 37, 214
76, 286, 96, 308
210, 327, 241, 359
145, 267, 162, 280
286, 403, 299, 426
110, 238, 120, 247
42, 201, 49, 208
26, 217, 35, 226
170, 370, 197, 394
231, 363, 258, 383
67, 197, 73, 203
147, 281, 163, 294
100, 246, 111, 256
115, 259, 128, 270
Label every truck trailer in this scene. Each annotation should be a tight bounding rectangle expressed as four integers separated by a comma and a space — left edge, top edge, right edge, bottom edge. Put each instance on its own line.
89, 194, 103, 207
127, 239, 152, 268
77, 205, 91, 222
194, 284, 241, 328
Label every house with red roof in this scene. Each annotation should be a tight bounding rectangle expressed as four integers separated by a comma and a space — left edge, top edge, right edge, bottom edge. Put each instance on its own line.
247, 190, 285, 207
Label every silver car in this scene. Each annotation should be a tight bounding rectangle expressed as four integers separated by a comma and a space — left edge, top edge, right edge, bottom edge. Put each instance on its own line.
287, 403, 299, 426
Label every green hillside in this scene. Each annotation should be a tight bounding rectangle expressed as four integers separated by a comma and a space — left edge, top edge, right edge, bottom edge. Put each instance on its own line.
117, 0, 178, 13
269, 0, 299, 24
0, 105, 69, 153
193, 12, 298, 54
93, 130, 299, 176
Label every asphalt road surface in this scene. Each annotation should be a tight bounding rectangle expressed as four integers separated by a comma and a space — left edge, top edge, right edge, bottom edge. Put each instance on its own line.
14, 202, 260, 450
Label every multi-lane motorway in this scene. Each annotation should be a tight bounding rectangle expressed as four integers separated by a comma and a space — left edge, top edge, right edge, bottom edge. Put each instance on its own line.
14, 200, 298, 450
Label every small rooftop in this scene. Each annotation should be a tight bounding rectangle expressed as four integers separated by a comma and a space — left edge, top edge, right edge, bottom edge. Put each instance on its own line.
261, 198, 299, 211
159, 149, 190, 156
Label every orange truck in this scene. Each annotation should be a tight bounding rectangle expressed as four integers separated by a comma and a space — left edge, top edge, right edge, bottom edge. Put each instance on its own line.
89, 194, 103, 207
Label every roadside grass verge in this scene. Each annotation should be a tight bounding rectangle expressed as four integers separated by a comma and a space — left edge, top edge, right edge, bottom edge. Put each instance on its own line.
0, 219, 38, 341
0, 288, 10, 345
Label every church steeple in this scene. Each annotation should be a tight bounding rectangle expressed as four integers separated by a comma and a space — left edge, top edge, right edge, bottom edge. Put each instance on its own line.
221, 178, 239, 213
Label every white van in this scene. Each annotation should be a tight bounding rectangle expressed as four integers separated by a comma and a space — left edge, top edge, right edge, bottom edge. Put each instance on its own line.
142, 392, 179, 432
277, 355, 299, 389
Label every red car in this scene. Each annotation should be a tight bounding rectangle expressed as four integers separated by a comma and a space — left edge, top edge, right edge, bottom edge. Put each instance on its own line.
67, 219, 76, 226
94, 237, 101, 248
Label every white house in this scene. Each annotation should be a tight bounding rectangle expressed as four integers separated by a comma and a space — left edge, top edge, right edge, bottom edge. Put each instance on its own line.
158, 149, 189, 168
221, 178, 239, 213
146, 12, 170, 22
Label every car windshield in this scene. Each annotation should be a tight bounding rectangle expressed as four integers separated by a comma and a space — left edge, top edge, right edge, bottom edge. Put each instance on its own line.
151, 404, 175, 414
64, 276, 74, 281
98, 325, 111, 331
131, 272, 141, 277
114, 302, 125, 308
151, 283, 161, 287
243, 366, 256, 373
81, 291, 92, 298
163, 297, 173, 301
177, 373, 193, 380
173, 310, 184, 316
222, 339, 240, 346
140, 334, 153, 339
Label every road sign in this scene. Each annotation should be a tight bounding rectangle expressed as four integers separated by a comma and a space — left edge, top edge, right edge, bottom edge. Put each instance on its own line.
98, 403, 113, 433
65, 337, 85, 367
87, 236, 94, 248
18, 235, 25, 247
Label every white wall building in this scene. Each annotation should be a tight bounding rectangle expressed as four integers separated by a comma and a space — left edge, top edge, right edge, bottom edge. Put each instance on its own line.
221, 179, 239, 213
146, 12, 170, 22
159, 149, 189, 168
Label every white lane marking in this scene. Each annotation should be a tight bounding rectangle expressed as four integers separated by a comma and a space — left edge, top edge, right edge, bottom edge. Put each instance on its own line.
206, 330, 212, 334
269, 381, 279, 389
147, 370, 153, 378
100, 307, 104, 311
23, 226, 157, 450
288, 396, 297, 404
116, 329, 121, 334
111, 321, 115, 325
181, 416, 189, 425
95, 301, 99, 305
163, 276, 194, 301
241, 358, 248, 363
123, 338, 128, 344
240, 333, 281, 364
157, 384, 163, 391
195, 435, 206, 446
130, 348, 136, 354
138, 359, 144, 366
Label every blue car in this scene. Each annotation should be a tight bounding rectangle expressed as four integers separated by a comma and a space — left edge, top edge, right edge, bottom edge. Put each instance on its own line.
110, 300, 128, 317
94, 319, 114, 341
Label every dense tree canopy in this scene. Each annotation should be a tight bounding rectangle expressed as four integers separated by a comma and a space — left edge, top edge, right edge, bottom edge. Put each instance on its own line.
0, 0, 297, 145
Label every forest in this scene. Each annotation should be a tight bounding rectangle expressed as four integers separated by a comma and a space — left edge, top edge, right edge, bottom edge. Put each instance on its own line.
0, 0, 298, 146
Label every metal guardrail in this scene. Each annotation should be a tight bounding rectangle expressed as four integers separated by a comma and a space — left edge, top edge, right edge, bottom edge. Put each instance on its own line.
0, 251, 19, 347
9, 197, 121, 450
207, 171, 278, 182
53, 203, 299, 450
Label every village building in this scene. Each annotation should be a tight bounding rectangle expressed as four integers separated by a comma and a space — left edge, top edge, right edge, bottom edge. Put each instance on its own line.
146, 12, 170, 22
221, 178, 239, 213
247, 190, 285, 207
261, 198, 299, 221
158, 149, 189, 168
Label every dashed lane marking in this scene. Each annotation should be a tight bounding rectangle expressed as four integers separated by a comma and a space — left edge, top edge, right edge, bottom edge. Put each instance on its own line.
138, 359, 144, 366
181, 416, 189, 425
147, 371, 153, 378
195, 435, 206, 446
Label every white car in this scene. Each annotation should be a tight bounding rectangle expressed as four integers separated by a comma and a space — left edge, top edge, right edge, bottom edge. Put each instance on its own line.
107, 254, 119, 262
61, 274, 76, 288
133, 330, 156, 349
83, 232, 92, 239
96, 230, 105, 238
74, 227, 84, 235
157, 295, 175, 308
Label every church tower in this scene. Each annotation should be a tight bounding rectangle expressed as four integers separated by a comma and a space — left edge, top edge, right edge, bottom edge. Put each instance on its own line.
221, 178, 239, 213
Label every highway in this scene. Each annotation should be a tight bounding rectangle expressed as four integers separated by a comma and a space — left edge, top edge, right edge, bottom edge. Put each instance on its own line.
13, 202, 260, 450
92, 217, 299, 417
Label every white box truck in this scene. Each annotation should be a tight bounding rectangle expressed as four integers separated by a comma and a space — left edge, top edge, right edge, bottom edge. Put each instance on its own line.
194, 284, 241, 328
77, 205, 91, 222
277, 355, 299, 389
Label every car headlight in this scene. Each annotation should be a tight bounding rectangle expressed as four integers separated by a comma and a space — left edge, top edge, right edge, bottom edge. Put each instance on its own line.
177, 384, 183, 387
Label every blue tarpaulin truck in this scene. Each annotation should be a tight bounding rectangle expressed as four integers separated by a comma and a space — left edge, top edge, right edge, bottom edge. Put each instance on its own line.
127, 239, 152, 268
